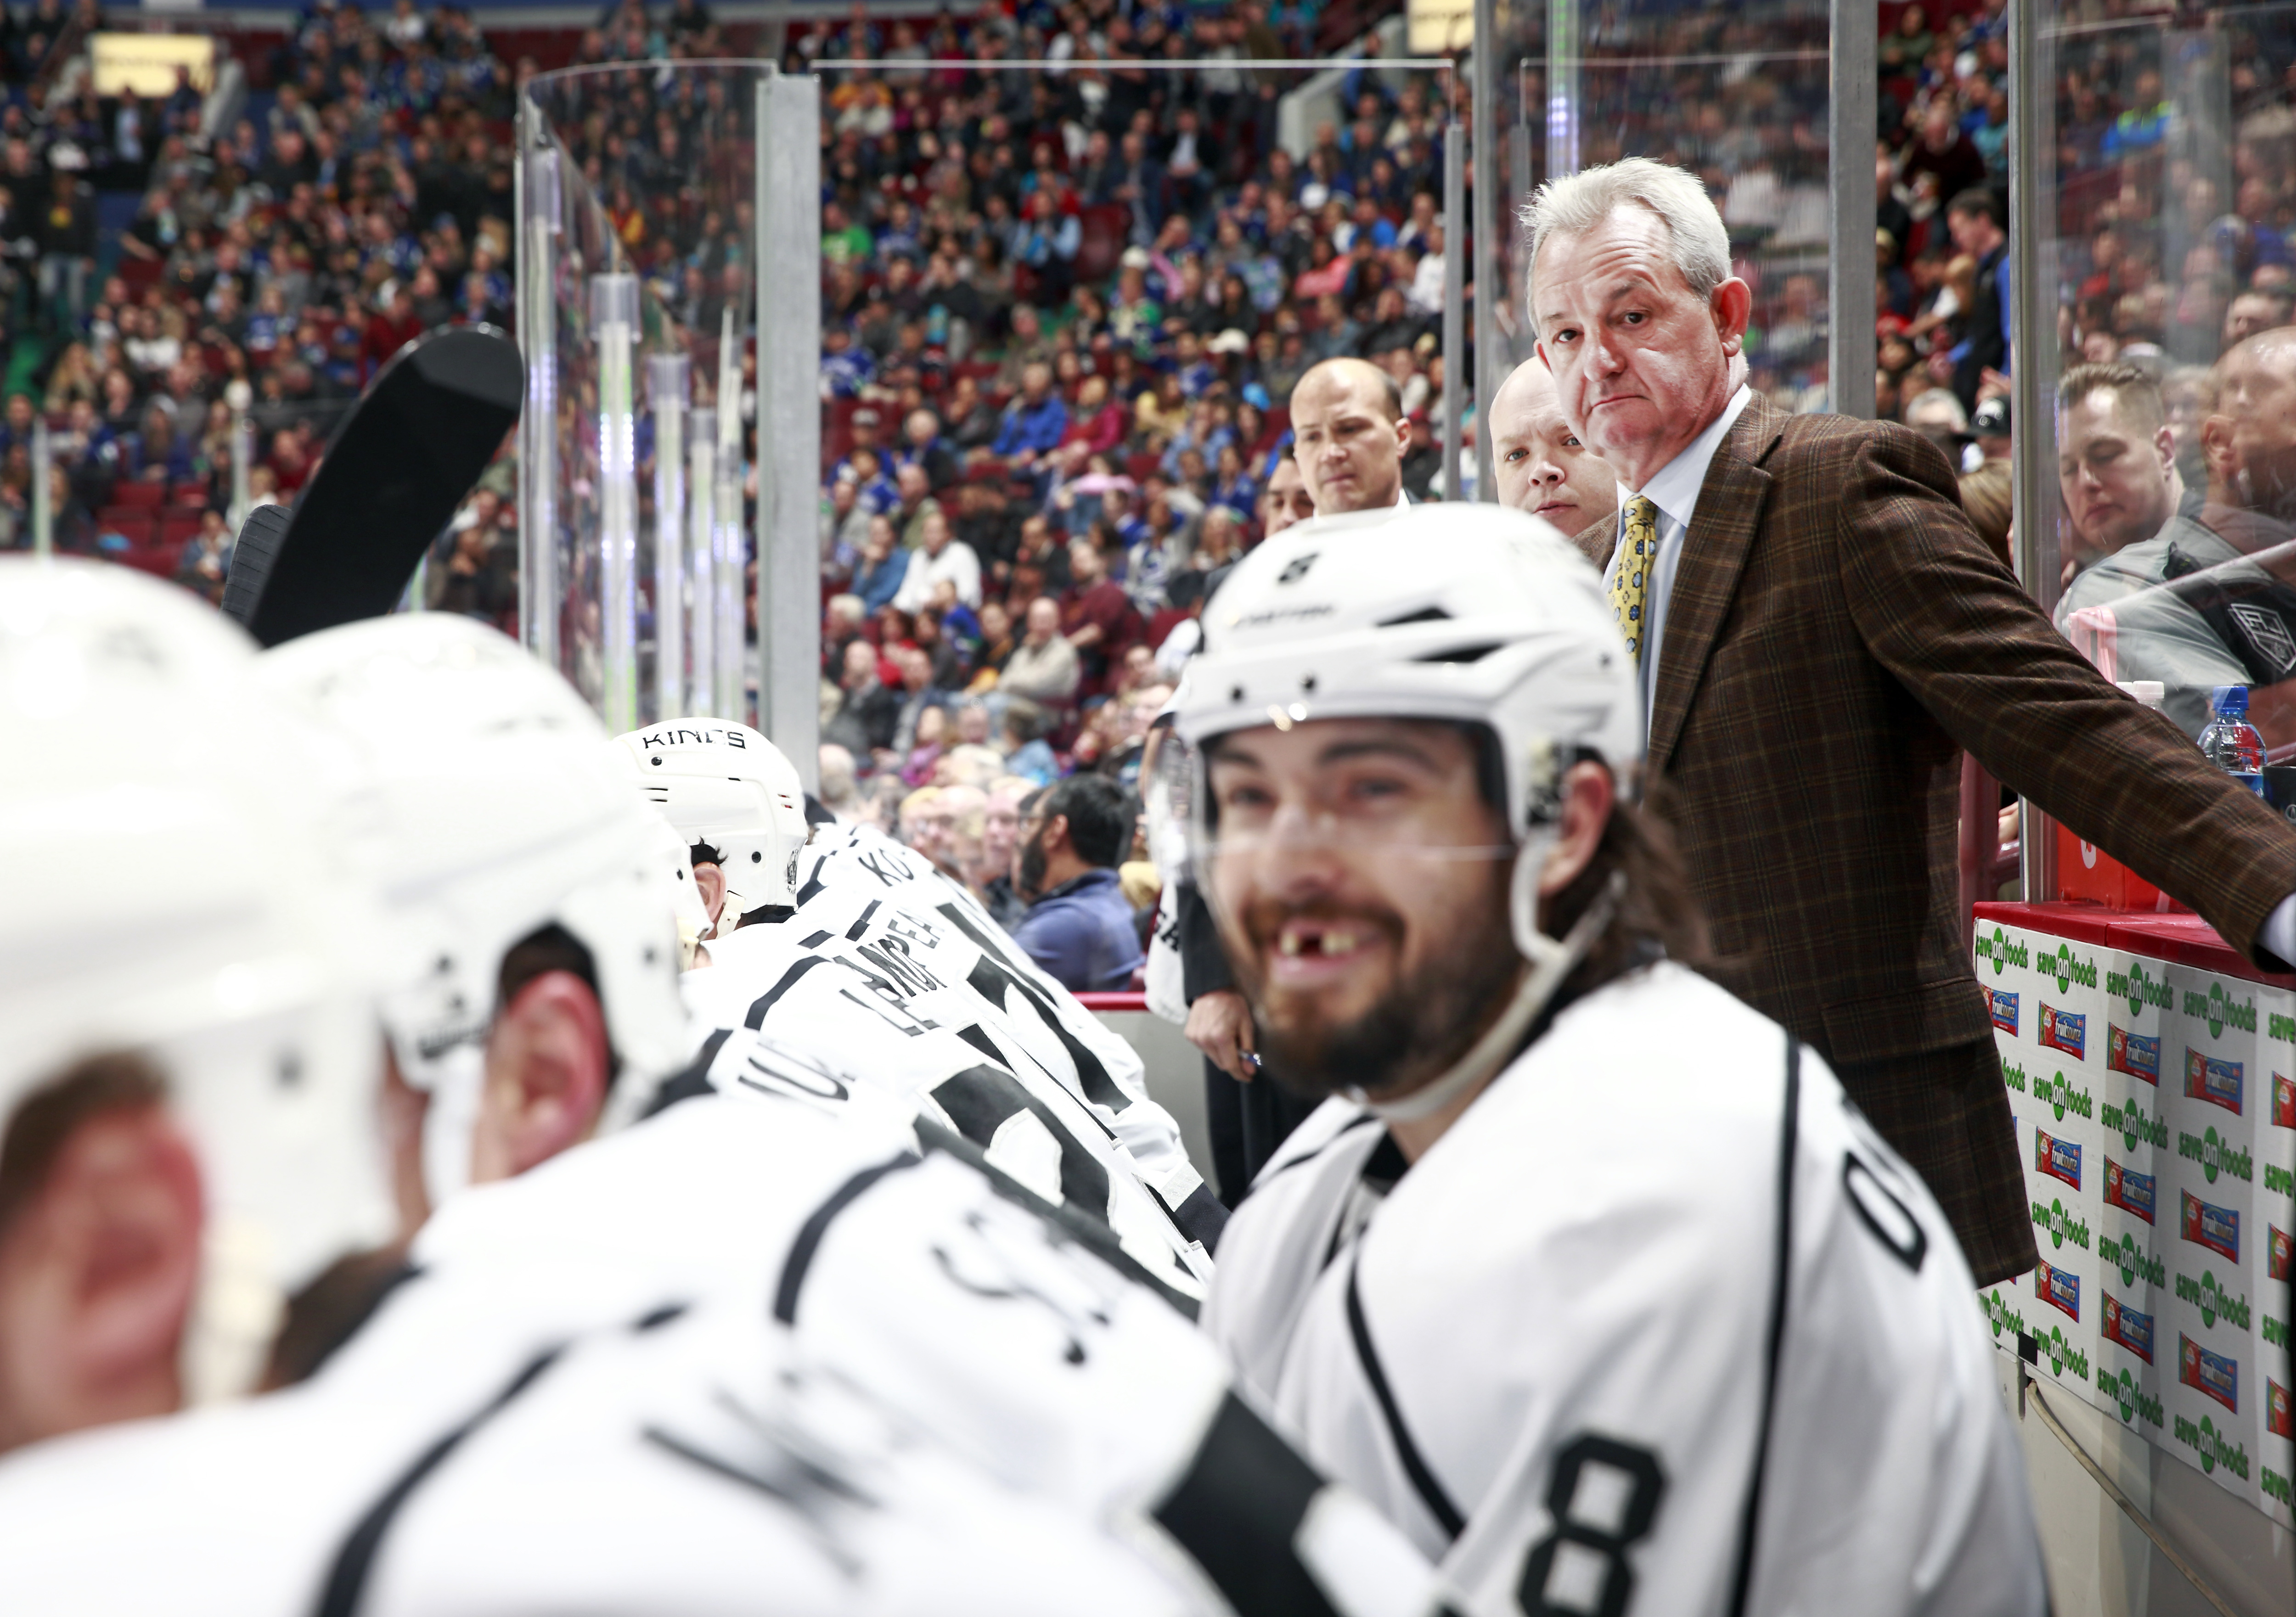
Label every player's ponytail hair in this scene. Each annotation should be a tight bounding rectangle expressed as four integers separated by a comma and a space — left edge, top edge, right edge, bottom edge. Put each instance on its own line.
1542, 778, 1711, 994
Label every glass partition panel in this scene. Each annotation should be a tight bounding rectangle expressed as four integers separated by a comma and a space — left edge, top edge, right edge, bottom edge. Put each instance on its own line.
518, 61, 769, 730
2031, 8, 2296, 759
1529, 0, 1833, 412
805, 54, 1464, 793
1484, 0, 1546, 382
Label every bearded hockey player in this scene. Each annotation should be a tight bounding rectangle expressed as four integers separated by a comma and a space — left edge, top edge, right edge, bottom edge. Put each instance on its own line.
1173, 508, 2048, 1615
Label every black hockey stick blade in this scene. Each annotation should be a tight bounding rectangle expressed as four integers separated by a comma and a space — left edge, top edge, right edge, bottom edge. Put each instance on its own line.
218, 501, 293, 628
223, 326, 524, 647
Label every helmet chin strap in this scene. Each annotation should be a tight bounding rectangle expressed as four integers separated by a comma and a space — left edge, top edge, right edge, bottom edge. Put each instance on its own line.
1350, 848, 1624, 1126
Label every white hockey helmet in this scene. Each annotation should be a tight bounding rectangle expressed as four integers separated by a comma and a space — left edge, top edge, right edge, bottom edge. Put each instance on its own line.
1171, 502, 1639, 829
0, 558, 397, 1400
256, 615, 687, 1185
613, 719, 811, 922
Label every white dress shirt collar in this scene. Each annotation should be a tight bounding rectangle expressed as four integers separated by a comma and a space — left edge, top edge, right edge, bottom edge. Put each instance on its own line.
1626, 384, 1753, 532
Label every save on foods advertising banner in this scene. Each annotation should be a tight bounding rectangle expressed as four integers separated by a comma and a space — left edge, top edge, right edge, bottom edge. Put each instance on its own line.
1975, 917, 2295, 1529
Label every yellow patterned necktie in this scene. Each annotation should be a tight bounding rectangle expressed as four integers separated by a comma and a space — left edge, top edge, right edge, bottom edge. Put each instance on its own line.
1610, 495, 1661, 667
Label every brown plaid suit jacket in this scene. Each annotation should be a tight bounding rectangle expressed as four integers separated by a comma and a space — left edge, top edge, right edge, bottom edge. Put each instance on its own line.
1580, 394, 2296, 1286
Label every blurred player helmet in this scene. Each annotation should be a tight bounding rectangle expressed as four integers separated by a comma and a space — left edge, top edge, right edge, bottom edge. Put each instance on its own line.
0, 558, 397, 1399
613, 719, 811, 922
256, 615, 687, 1185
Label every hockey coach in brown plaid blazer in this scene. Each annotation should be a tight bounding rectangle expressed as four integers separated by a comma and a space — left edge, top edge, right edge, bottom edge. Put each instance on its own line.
1528, 159, 2296, 1286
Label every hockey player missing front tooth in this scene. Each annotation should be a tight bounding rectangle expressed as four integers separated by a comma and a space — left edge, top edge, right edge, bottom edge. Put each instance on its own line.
1173, 504, 2051, 1615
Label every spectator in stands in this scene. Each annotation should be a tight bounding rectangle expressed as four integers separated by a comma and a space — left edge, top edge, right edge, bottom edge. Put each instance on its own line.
1902, 387, 1970, 462
2056, 360, 2182, 568
851, 514, 907, 614
2223, 288, 2293, 354
1289, 357, 1410, 514
1946, 190, 2009, 412
978, 776, 1032, 929
361, 283, 426, 382
1008, 775, 1145, 992
1488, 356, 1621, 563
1060, 535, 1142, 696
990, 360, 1069, 472
817, 743, 863, 822
824, 637, 901, 764
889, 462, 942, 551
896, 406, 959, 488
999, 595, 1081, 712
888, 642, 949, 758
969, 599, 1018, 688
892, 508, 983, 613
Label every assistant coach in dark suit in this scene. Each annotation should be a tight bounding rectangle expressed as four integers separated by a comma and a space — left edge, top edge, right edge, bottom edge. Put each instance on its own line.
1529, 158, 2296, 1286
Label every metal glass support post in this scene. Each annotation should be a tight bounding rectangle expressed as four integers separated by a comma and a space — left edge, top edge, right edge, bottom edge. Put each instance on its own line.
1544, 0, 1578, 181
713, 309, 744, 725
590, 272, 641, 734
1471, 0, 1500, 500
687, 407, 717, 718
1442, 118, 1466, 501
1827, 0, 1877, 418
2009, 0, 2054, 905
226, 379, 253, 531
28, 415, 51, 557
649, 354, 689, 724
756, 73, 822, 788
518, 139, 562, 668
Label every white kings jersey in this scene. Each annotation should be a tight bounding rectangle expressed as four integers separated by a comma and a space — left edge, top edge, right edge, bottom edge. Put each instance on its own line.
698, 823, 1220, 1239
0, 1094, 1442, 1617
1204, 963, 2048, 1617
680, 921, 1213, 1296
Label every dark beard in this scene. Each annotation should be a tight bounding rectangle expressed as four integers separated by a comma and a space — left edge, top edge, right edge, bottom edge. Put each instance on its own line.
1229, 893, 1523, 1103
1017, 827, 1049, 899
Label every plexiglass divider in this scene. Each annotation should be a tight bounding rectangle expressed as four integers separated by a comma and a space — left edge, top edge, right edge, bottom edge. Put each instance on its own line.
516, 61, 775, 733
1485, 0, 1834, 415
647, 353, 689, 722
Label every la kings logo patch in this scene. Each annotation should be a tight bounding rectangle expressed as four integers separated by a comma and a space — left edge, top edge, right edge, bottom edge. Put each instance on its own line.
2230, 603, 2296, 675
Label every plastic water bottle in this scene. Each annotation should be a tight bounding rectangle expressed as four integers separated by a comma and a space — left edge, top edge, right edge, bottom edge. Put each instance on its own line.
2198, 685, 2267, 796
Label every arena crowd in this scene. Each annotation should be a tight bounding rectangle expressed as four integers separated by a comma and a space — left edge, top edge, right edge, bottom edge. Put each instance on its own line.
10, 0, 2296, 972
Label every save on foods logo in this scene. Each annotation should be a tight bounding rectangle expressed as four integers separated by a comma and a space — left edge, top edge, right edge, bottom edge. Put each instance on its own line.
1977, 926, 2030, 977
2038, 1069, 2093, 1123
2100, 1230, 2165, 1291
2172, 1412, 2251, 1481
2039, 943, 2099, 995
2032, 1196, 2091, 1251
1981, 1287, 2026, 1342
2103, 1097, 2167, 1154
2183, 982, 2258, 1040
2108, 961, 2173, 1020
2177, 1125, 2254, 1186
2172, 1267, 2252, 1332
2000, 1057, 2027, 1094
2036, 1320, 2091, 1383
2105, 1364, 2165, 1429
